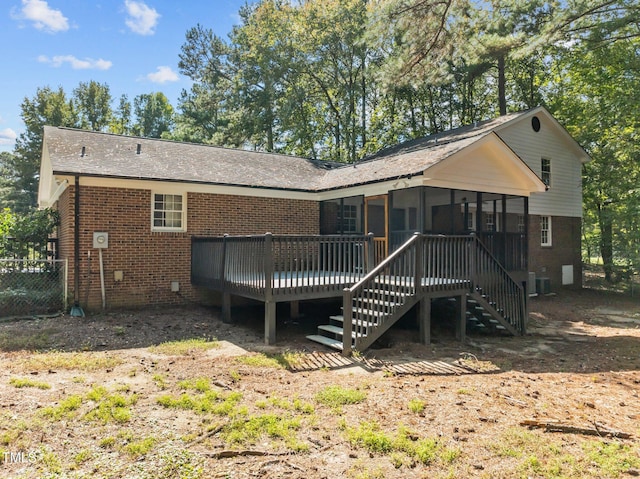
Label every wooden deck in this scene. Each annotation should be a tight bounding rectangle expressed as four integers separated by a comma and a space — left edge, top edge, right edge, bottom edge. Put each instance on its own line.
191, 233, 526, 352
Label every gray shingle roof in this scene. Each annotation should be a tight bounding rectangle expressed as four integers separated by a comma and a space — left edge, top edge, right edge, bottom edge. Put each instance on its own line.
43, 111, 524, 192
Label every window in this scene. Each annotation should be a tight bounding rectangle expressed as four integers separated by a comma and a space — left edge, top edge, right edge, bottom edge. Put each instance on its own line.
340, 204, 358, 233
467, 211, 475, 231
517, 215, 526, 233
540, 216, 552, 246
541, 158, 551, 187
485, 213, 495, 232
153, 193, 185, 231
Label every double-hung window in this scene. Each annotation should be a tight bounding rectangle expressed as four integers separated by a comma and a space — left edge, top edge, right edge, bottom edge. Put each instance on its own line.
540, 216, 552, 246
152, 193, 185, 231
541, 158, 551, 187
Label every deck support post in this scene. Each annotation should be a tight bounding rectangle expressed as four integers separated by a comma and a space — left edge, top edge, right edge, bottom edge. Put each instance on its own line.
265, 301, 276, 345
455, 294, 466, 342
264, 233, 275, 345
290, 300, 300, 319
418, 296, 431, 345
222, 293, 232, 323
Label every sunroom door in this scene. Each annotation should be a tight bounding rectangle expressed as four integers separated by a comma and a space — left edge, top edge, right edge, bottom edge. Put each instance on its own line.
365, 195, 388, 263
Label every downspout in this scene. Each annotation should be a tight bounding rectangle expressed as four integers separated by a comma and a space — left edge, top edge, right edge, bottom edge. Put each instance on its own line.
71, 175, 85, 316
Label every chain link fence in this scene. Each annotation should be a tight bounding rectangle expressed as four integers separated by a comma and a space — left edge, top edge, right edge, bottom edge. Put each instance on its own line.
0, 259, 67, 318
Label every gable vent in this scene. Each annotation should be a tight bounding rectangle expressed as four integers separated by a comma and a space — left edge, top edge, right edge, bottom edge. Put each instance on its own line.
136, 143, 141, 155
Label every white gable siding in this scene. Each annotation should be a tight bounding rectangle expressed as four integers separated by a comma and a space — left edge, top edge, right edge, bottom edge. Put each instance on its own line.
497, 115, 583, 218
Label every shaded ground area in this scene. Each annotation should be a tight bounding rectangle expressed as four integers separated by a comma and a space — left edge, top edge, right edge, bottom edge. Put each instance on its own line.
0, 287, 639, 478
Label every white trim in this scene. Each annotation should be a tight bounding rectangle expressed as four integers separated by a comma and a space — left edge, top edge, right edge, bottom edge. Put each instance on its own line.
53, 174, 426, 202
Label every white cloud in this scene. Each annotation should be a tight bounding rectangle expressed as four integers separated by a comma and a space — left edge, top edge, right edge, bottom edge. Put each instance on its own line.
13, 0, 69, 33
0, 128, 18, 146
124, 0, 160, 36
38, 55, 113, 70
146, 66, 179, 84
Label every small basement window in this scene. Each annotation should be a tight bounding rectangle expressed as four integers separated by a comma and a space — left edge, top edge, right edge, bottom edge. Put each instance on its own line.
152, 193, 185, 231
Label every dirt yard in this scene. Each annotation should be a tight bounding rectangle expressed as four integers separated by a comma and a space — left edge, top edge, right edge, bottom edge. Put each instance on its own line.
0, 288, 639, 478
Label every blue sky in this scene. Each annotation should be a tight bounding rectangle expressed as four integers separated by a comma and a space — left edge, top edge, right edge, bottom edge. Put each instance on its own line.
0, 0, 249, 152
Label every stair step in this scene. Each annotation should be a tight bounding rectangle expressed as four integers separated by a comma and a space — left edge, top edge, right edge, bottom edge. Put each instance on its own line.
318, 324, 353, 337
306, 334, 344, 351
363, 289, 412, 298
329, 315, 378, 329
355, 298, 402, 308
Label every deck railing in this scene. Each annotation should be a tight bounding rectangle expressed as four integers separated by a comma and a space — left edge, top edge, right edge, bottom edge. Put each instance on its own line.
343, 234, 526, 353
471, 237, 527, 335
191, 234, 374, 301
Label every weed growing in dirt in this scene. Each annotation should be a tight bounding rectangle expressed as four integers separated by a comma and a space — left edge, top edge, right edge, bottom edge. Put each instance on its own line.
222, 413, 308, 451
41, 395, 83, 420
156, 449, 204, 479
177, 377, 211, 392
157, 388, 243, 416
152, 373, 168, 390
9, 376, 51, 389
0, 331, 51, 351
494, 427, 640, 477
344, 421, 459, 467
148, 338, 219, 355
315, 385, 367, 411
84, 385, 138, 424
16, 350, 122, 372
235, 352, 285, 368
122, 436, 157, 458
408, 398, 425, 414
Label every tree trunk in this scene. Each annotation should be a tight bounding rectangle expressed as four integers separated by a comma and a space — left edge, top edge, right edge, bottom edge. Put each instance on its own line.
598, 204, 614, 282
498, 54, 507, 116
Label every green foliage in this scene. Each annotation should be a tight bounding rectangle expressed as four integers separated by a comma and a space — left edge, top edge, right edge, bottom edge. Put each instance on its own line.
9, 377, 51, 389
315, 385, 367, 410
40, 395, 83, 420
0, 208, 59, 259
148, 337, 219, 355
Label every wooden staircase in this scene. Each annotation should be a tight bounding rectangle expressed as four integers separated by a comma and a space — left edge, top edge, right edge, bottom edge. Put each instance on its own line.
307, 233, 527, 355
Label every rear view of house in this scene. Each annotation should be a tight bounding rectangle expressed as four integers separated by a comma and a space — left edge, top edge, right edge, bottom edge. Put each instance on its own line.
38, 106, 589, 353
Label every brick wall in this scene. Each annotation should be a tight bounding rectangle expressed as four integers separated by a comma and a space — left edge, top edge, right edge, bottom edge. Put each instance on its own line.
59, 185, 319, 311
528, 215, 582, 290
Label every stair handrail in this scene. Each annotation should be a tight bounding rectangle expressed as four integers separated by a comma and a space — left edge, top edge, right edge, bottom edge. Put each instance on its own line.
470, 234, 527, 334
343, 233, 422, 355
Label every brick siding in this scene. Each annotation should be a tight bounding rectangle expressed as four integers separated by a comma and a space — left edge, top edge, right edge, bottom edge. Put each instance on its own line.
528, 215, 582, 290
58, 185, 319, 311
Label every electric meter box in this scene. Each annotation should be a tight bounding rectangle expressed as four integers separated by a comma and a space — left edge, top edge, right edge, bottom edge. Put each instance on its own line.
93, 232, 109, 249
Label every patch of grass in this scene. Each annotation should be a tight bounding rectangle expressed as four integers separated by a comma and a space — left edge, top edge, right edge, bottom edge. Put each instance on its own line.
40, 449, 62, 474
73, 449, 92, 466
121, 436, 157, 458
99, 436, 116, 449
9, 376, 51, 389
157, 390, 242, 416
84, 385, 137, 424
152, 373, 168, 390
148, 338, 218, 356
157, 449, 204, 479
235, 352, 285, 369
177, 377, 211, 392
315, 385, 367, 410
345, 422, 458, 467
255, 396, 314, 414
229, 370, 241, 382
0, 331, 51, 351
582, 440, 640, 477
40, 394, 83, 420
17, 351, 123, 372
222, 413, 308, 451
408, 398, 425, 414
